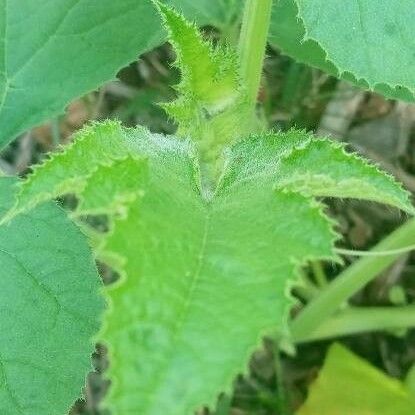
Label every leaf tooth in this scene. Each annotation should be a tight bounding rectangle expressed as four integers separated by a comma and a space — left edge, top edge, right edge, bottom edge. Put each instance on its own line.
0, 120, 135, 223
293, 1, 415, 97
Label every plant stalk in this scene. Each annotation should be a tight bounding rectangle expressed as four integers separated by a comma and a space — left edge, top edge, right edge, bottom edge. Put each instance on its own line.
274, 343, 290, 415
291, 217, 415, 341
294, 305, 415, 343
239, 0, 273, 111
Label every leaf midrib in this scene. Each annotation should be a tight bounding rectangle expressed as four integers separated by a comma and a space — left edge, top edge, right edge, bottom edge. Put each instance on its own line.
141, 200, 212, 413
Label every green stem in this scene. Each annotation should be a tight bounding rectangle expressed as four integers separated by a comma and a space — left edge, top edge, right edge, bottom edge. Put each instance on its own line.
274, 343, 290, 415
291, 217, 415, 340
295, 270, 320, 301
311, 261, 328, 288
294, 305, 415, 343
239, 0, 273, 111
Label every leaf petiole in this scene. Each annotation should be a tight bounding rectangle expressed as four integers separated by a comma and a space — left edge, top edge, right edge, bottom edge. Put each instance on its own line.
294, 305, 415, 343
239, 0, 273, 112
291, 217, 415, 341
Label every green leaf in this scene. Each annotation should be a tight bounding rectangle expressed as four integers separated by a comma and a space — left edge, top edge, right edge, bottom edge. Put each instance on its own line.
269, 0, 337, 77
0, 176, 104, 414
158, 2, 240, 114
1, 121, 140, 221
0, 0, 243, 151
297, 343, 415, 415
167, 0, 240, 30
0, 0, 163, 150
269, 0, 415, 102
276, 138, 414, 214
4, 122, 413, 414
76, 156, 146, 216
296, 0, 415, 97
100, 129, 338, 414
157, 2, 251, 167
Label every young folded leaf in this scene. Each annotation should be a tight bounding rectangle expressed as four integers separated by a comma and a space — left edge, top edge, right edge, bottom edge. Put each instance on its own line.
295, 0, 415, 99
3, 4, 414, 415
157, 2, 239, 113
156, 2, 252, 169
3, 121, 413, 414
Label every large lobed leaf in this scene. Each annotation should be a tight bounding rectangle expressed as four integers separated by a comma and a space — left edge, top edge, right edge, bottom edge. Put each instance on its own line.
0, 176, 104, 415
3, 121, 413, 414
297, 343, 415, 415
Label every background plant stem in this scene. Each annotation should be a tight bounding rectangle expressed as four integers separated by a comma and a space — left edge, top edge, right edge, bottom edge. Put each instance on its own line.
294, 305, 415, 343
291, 217, 415, 341
239, 0, 273, 112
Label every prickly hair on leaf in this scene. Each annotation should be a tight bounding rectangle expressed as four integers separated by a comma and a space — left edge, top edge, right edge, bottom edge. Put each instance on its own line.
156, 1, 253, 167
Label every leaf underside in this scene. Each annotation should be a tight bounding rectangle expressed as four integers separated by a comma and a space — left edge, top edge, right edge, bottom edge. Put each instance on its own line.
0, 177, 104, 415
297, 343, 415, 415
3, 121, 412, 414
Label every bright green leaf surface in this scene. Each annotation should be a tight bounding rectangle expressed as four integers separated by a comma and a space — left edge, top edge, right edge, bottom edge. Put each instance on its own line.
4, 122, 413, 414
0, 176, 104, 415
2, 121, 140, 221
277, 139, 414, 214
158, 2, 251, 169
297, 343, 415, 415
269, 0, 415, 102
77, 156, 146, 216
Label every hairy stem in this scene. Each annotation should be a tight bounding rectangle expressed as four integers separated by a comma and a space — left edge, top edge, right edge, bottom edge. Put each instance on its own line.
291, 217, 415, 340
294, 305, 415, 343
239, 0, 273, 111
